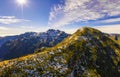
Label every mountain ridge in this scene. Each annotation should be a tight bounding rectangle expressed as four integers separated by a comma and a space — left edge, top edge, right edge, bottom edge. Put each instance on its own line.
0, 27, 120, 77
0, 29, 69, 61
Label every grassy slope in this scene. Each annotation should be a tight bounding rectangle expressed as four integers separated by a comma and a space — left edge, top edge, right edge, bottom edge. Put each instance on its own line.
0, 27, 120, 77
109, 36, 120, 45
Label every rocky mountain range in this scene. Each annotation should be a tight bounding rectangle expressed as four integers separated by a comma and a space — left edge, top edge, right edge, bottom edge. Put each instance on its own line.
0, 29, 69, 61
0, 27, 119, 77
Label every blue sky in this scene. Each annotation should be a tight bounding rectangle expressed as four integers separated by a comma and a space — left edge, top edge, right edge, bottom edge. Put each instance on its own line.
0, 0, 120, 36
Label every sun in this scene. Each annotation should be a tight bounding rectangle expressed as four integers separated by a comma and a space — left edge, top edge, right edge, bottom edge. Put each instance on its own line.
17, 0, 27, 5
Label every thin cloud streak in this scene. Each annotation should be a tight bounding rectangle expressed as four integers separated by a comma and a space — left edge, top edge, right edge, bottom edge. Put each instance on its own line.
0, 26, 9, 30
95, 18, 120, 23
0, 16, 30, 24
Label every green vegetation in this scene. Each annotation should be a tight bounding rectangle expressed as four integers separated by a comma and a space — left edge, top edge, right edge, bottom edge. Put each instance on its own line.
109, 35, 120, 45
0, 27, 120, 77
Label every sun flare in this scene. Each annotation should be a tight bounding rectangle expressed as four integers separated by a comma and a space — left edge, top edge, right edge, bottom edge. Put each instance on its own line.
17, 0, 27, 5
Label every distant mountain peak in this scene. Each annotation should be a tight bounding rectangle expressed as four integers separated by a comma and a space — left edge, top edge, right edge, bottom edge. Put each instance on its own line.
47, 29, 63, 33
0, 29, 69, 60
0, 27, 120, 77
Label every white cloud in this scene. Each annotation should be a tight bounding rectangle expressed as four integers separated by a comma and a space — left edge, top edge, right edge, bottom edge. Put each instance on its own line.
49, 0, 120, 27
0, 16, 30, 24
0, 26, 9, 30
0, 16, 15, 19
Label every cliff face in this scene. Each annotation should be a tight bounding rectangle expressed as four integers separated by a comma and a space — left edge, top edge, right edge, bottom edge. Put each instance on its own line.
0, 27, 120, 77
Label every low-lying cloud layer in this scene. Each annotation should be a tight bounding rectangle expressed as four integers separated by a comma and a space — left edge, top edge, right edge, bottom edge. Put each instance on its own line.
49, 0, 120, 27
94, 25, 120, 34
0, 16, 30, 24
0, 25, 50, 36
